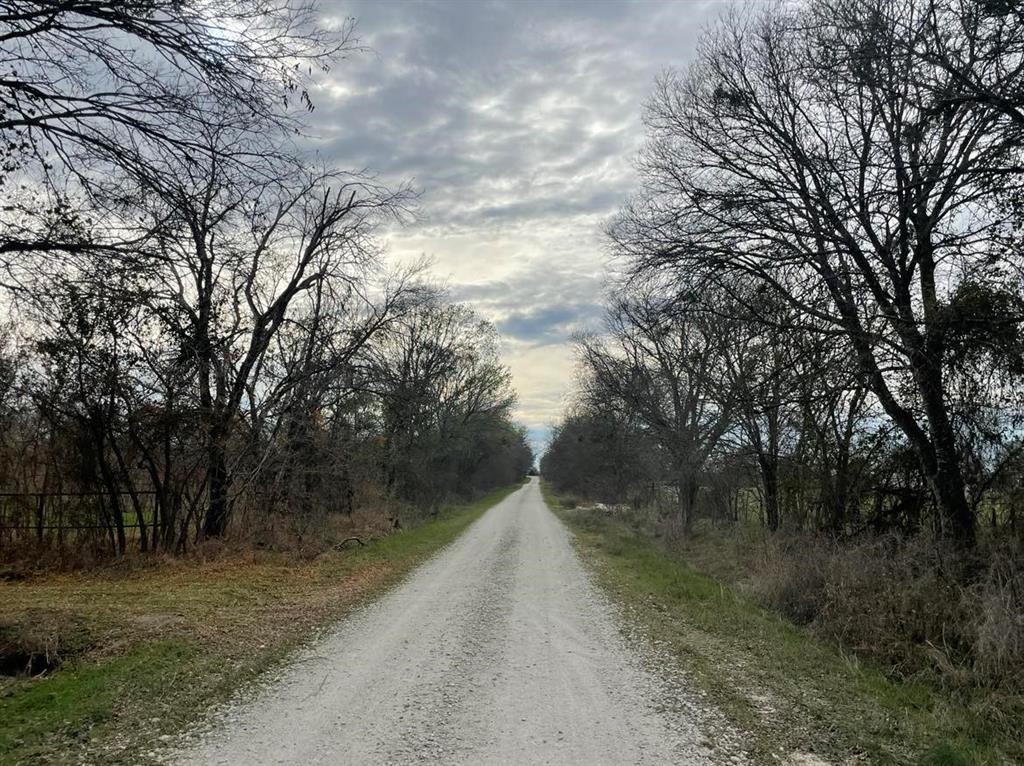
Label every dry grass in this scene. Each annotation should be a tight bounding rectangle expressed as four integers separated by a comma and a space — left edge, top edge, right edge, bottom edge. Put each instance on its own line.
727, 533, 1024, 694
605, 503, 1024, 698
0, 551, 392, 765
662, 520, 1024, 762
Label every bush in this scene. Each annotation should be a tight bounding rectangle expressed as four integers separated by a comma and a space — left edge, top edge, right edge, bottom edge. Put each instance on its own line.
972, 551, 1024, 688
749, 534, 832, 626
725, 530, 1024, 691
577, 496, 1024, 694
817, 537, 973, 680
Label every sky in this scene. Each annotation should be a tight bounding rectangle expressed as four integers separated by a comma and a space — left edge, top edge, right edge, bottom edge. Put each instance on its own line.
308, 0, 725, 455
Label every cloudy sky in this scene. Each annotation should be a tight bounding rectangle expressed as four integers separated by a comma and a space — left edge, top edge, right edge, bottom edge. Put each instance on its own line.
308, 0, 725, 453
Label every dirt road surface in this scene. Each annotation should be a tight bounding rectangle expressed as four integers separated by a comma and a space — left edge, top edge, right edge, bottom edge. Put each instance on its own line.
175, 478, 741, 765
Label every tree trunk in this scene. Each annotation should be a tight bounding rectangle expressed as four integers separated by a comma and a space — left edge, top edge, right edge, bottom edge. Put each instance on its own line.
829, 464, 849, 534
926, 442, 974, 544
848, 318, 975, 545
109, 437, 148, 553
35, 492, 45, 544
203, 437, 231, 538
677, 471, 698, 534
915, 358, 976, 545
341, 455, 354, 516
91, 427, 127, 555
758, 455, 780, 532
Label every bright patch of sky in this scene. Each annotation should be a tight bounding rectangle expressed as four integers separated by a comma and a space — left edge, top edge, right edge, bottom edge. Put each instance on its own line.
309, 0, 725, 454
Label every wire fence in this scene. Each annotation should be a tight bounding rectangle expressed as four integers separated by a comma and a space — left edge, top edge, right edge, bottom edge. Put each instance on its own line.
0, 490, 159, 551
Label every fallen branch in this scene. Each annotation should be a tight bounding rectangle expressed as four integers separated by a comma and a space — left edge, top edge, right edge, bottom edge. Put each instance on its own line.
334, 536, 365, 550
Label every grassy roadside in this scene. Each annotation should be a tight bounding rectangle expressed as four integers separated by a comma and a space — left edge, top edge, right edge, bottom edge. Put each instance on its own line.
0, 483, 521, 766
541, 483, 1017, 766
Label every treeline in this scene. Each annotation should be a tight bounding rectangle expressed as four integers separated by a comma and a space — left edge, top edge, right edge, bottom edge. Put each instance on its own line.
0, 2, 531, 557
544, 0, 1024, 549
543, 0, 1024, 694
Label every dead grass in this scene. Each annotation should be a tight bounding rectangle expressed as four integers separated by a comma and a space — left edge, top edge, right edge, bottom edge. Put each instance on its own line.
716, 532, 1024, 693
604, 505, 1024, 697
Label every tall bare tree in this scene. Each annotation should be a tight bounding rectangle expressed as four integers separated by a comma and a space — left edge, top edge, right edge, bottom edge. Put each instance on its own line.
0, 0, 352, 269
611, 0, 1024, 544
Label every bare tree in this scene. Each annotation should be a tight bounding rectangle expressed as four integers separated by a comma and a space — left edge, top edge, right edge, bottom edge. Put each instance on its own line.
540, 406, 661, 506
578, 284, 733, 532
45, 116, 405, 539
0, 0, 353, 274
911, 0, 1024, 127
611, 0, 1024, 544
0, 3, 536, 559
361, 295, 524, 512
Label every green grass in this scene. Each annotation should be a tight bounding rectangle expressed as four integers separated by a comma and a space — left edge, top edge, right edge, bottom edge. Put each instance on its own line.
542, 483, 1015, 766
0, 641, 196, 763
0, 483, 520, 766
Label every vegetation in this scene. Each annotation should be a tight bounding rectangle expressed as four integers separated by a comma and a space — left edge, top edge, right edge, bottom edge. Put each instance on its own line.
544, 484, 1021, 765
0, 2, 532, 561
0, 484, 519, 765
542, 0, 1024, 752
0, 4, 532, 758
3, 0, 1024, 760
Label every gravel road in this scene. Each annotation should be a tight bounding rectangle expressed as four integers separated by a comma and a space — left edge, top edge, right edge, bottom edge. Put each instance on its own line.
175, 478, 740, 765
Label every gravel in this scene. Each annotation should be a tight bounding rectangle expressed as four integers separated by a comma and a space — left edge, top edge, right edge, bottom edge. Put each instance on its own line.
173, 478, 745, 765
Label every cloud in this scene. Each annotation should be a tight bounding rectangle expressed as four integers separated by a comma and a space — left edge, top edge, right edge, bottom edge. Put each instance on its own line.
311, 0, 726, 444
496, 304, 601, 346
502, 340, 579, 431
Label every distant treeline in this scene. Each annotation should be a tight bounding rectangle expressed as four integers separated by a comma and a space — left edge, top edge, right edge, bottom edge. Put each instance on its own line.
0, 2, 531, 556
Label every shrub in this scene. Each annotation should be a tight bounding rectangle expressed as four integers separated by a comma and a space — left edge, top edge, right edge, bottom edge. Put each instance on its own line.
817, 536, 974, 680
749, 534, 832, 626
971, 550, 1024, 687
721, 530, 1024, 691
